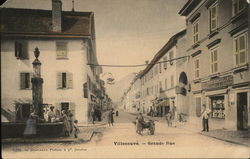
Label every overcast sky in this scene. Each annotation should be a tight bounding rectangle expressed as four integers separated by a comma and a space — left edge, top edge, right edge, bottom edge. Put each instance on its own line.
2, 0, 187, 81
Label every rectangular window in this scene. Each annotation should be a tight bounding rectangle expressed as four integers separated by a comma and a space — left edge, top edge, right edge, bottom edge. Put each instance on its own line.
169, 51, 174, 65
61, 102, 69, 112
193, 21, 199, 44
57, 72, 73, 89
211, 96, 225, 119
15, 41, 28, 59
233, 0, 246, 16
171, 75, 174, 88
56, 42, 68, 59
20, 72, 33, 89
211, 48, 218, 74
234, 32, 247, 66
194, 58, 200, 78
159, 62, 162, 73
165, 78, 167, 90
163, 56, 167, 69
209, 4, 218, 32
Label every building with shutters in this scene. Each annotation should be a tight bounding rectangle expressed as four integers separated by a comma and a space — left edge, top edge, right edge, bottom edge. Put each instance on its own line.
1, 0, 103, 124
179, 0, 249, 130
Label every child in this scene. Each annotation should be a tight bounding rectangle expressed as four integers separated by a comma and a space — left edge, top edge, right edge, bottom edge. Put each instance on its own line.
73, 120, 80, 138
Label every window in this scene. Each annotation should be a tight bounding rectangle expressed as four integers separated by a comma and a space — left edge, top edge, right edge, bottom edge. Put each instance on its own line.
20, 72, 33, 89
195, 97, 202, 117
234, 32, 247, 66
159, 62, 162, 73
171, 75, 174, 88
211, 96, 225, 119
194, 58, 200, 78
193, 21, 199, 44
15, 41, 28, 59
233, 0, 246, 16
209, 4, 218, 32
56, 42, 68, 59
163, 56, 167, 69
57, 72, 73, 89
211, 48, 218, 73
15, 103, 31, 121
165, 78, 167, 90
169, 51, 174, 65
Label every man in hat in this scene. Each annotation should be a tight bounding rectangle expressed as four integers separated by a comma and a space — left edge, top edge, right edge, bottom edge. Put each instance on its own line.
201, 104, 211, 132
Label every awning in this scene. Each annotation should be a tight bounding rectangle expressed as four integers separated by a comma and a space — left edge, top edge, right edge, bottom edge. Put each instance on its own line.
155, 99, 170, 107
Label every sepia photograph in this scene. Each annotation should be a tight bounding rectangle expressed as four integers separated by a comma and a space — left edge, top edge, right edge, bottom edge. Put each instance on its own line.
1, 0, 250, 158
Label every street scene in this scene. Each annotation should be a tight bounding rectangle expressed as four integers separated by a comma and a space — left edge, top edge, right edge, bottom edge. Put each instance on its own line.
1, 0, 250, 158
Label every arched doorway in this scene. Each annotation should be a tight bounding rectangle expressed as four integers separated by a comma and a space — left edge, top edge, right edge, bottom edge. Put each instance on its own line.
178, 72, 188, 96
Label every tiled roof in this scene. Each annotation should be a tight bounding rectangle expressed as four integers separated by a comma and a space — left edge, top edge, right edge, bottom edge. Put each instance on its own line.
0, 8, 93, 37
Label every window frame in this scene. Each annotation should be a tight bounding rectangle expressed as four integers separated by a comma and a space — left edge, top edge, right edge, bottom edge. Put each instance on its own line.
20, 72, 33, 90
210, 47, 219, 74
169, 51, 174, 65
234, 31, 248, 66
232, 0, 246, 17
209, 3, 218, 33
56, 41, 68, 59
193, 20, 199, 44
15, 41, 29, 60
57, 72, 73, 89
194, 57, 200, 79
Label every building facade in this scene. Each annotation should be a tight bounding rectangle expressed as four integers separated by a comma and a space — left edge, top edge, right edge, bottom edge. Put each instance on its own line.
1, 0, 104, 124
179, 0, 249, 130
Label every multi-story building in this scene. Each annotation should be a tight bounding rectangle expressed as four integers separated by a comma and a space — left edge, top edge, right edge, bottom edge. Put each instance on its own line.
179, 0, 249, 130
1, 0, 103, 124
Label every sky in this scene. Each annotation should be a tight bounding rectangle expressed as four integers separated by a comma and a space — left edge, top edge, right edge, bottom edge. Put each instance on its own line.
2, 0, 187, 81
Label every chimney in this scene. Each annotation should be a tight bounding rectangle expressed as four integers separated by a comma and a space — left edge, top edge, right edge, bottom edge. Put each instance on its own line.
52, 0, 62, 32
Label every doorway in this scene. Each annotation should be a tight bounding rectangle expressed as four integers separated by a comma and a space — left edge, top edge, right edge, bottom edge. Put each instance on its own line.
237, 92, 248, 130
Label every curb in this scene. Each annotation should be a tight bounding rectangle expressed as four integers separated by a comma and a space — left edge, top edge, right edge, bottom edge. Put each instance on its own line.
78, 122, 107, 128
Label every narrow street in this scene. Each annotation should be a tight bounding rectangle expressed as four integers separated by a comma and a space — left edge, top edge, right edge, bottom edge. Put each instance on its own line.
2, 110, 249, 158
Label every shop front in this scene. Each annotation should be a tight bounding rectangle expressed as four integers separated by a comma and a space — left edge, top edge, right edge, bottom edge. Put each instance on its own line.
155, 99, 170, 117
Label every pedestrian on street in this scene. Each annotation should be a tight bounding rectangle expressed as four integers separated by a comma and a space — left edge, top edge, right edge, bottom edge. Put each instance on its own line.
73, 120, 80, 138
48, 106, 56, 123
201, 104, 211, 132
165, 110, 172, 127
108, 108, 115, 126
136, 113, 144, 135
116, 110, 119, 117
91, 107, 95, 124
67, 110, 74, 133
61, 110, 71, 136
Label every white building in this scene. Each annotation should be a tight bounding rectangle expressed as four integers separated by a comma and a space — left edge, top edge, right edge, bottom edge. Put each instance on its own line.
1, 0, 102, 124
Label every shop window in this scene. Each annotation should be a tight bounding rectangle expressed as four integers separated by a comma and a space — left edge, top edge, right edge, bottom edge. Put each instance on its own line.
57, 72, 73, 89
56, 42, 68, 59
211, 96, 225, 119
15, 41, 28, 59
232, 0, 246, 16
209, 4, 218, 32
195, 97, 202, 117
16, 103, 31, 121
193, 21, 199, 44
20, 72, 33, 89
234, 32, 247, 66
211, 48, 218, 74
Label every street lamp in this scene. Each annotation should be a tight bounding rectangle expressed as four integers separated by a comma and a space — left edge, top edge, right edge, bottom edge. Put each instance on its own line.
32, 47, 44, 118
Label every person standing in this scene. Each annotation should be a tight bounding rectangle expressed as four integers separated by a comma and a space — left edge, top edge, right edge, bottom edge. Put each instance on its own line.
137, 113, 144, 135
201, 104, 211, 132
108, 108, 115, 126
23, 113, 38, 137
73, 120, 80, 138
48, 106, 56, 123
61, 110, 70, 136
165, 110, 172, 127
91, 107, 95, 124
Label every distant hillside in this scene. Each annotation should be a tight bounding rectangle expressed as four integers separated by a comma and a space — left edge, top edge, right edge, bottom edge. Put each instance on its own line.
106, 72, 137, 103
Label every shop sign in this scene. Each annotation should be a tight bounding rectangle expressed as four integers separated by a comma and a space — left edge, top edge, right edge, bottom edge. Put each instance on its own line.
201, 75, 233, 90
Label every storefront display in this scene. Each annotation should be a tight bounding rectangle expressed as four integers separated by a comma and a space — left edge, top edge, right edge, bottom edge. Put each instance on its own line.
211, 96, 225, 119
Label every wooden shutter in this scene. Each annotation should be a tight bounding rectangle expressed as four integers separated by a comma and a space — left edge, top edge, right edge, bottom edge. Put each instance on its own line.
57, 72, 62, 89
20, 73, 26, 89
29, 72, 33, 89
21, 41, 28, 59
70, 102, 76, 119
67, 72, 73, 88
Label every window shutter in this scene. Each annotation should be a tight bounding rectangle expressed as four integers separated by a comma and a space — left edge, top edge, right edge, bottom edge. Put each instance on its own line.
29, 72, 33, 89
84, 82, 88, 98
57, 72, 62, 89
22, 41, 28, 59
67, 72, 73, 88
20, 73, 26, 89
70, 102, 76, 119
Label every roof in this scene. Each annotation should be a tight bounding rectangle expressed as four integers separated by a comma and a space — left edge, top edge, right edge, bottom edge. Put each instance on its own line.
139, 29, 186, 78
0, 7, 94, 38
178, 0, 202, 16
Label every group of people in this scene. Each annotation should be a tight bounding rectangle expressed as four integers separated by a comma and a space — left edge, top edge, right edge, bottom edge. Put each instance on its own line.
23, 106, 80, 138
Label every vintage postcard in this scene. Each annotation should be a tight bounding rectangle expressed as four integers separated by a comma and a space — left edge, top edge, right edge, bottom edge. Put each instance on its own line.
1, 0, 250, 158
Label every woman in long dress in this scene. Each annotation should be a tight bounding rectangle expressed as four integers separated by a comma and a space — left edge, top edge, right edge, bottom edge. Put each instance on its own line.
23, 113, 37, 137
62, 110, 71, 136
